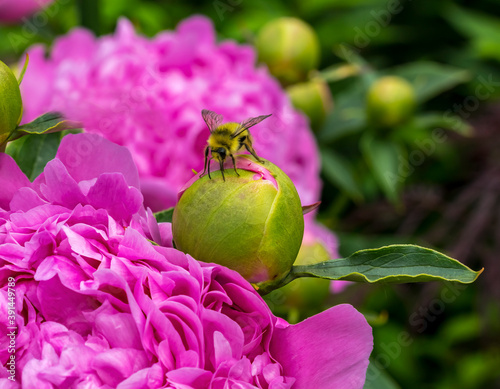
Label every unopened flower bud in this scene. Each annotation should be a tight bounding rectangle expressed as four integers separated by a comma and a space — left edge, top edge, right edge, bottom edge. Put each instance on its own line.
172, 156, 304, 285
287, 78, 333, 131
366, 76, 416, 128
0, 60, 23, 143
256, 17, 320, 85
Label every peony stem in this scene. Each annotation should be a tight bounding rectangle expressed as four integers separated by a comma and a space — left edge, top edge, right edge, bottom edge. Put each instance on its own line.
76, 0, 100, 35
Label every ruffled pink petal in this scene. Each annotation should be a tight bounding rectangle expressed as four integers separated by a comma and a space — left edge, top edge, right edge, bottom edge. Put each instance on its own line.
39, 158, 87, 207
88, 302, 142, 349
92, 348, 150, 387
9, 187, 46, 212
55, 133, 141, 190
51, 28, 96, 63
0, 154, 30, 210
116, 363, 165, 389
140, 178, 178, 212
166, 367, 212, 388
86, 173, 143, 223
270, 304, 373, 389
36, 276, 94, 334
0, 377, 21, 388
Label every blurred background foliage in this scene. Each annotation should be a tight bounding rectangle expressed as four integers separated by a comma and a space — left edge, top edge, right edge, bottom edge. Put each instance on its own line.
2, 0, 500, 388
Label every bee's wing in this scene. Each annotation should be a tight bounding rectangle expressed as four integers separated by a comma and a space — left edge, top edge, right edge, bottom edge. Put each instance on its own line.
201, 109, 224, 133
231, 114, 272, 139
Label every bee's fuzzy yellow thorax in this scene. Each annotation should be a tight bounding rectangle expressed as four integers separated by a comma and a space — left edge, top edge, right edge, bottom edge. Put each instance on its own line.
217, 123, 240, 133
208, 123, 245, 155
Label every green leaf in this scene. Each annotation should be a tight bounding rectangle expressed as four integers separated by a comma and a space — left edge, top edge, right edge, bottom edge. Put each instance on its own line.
321, 149, 364, 202
412, 112, 472, 136
10, 112, 81, 140
318, 51, 375, 143
318, 79, 367, 143
258, 244, 482, 295
154, 207, 174, 223
17, 53, 29, 85
300, 0, 387, 16
6, 132, 66, 181
445, 5, 500, 43
437, 314, 481, 345
363, 359, 401, 389
387, 61, 470, 103
292, 244, 483, 284
360, 133, 403, 203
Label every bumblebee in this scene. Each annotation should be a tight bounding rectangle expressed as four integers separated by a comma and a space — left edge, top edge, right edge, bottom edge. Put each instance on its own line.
201, 109, 271, 181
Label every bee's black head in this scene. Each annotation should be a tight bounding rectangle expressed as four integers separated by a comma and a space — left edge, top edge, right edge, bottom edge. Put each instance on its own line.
213, 147, 227, 161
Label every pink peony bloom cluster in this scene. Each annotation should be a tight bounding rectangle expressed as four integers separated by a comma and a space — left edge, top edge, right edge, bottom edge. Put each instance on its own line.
20, 16, 320, 213
0, 133, 372, 388
0, 0, 53, 24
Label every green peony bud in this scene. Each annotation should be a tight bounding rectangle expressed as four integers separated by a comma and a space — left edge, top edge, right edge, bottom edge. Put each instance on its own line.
287, 78, 333, 131
172, 155, 304, 286
366, 76, 416, 128
0, 60, 23, 144
256, 17, 320, 86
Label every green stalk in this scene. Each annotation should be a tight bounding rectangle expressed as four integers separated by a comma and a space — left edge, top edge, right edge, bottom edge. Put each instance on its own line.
76, 0, 100, 35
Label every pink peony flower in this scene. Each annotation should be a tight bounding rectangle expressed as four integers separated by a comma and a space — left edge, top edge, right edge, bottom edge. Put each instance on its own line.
19, 16, 320, 211
19, 15, 339, 269
0, 0, 53, 24
0, 133, 372, 388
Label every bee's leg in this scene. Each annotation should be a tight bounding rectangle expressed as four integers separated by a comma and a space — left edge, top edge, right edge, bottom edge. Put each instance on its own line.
202, 146, 210, 176
208, 157, 212, 179
230, 154, 240, 176
244, 143, 263, 163
219, 160, 226, 181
